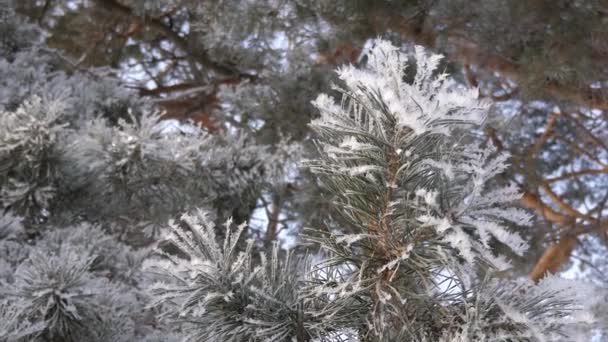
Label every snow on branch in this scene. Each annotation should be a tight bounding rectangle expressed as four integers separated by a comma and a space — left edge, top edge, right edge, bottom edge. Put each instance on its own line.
304, 39, 589, 339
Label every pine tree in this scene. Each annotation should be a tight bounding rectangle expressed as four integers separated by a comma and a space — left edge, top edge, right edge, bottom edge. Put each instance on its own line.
145, 40, 594, 341
307, 40, 596, 341
0, 0, 598, 339
14, 0, 608, 301
0, 2, 296, 340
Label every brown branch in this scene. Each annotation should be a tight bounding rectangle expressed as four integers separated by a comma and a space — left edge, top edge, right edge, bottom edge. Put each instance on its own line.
540, 183, 595, 222
529, 112, 559, 156
156, 94, 221, 132
92, 0, 257, 81
484, 127, 504, 151
569, 218, 608, 237
546, 168, 608, 183
265, 193, 282, 245
265, 208, 280, 243
563, 111, 608, 151
520, 192, 578, 282
529, 235, 577, 283
520, 192, 570, 226
553, 135, 608, 167
118, 22, 142, 38
315, 44, 363, 65
521, 189, 608, 282
138, 82, 198, 96
463, 63, 478, 88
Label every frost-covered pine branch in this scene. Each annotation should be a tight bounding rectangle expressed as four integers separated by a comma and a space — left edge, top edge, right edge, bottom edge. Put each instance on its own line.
60, 110, 300, 236
0, 0, 299, 234
0, 87, 299, 235
146, 209, 355, 341
0, 217, 158, 341
303, 39, 591, 340
3, 247, 130, 341
0, 96, 68, 220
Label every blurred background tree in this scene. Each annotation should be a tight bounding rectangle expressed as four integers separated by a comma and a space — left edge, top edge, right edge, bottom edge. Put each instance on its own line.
13, 0, 608, 321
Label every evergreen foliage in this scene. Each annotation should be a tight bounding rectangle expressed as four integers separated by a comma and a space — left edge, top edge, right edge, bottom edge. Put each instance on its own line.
299, 40, 591, 341
147, 211, 343, 341
145, 40, 593, 341
0, 2, 297, 340
0, 1, 600, 340
12, 1, 607, 293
